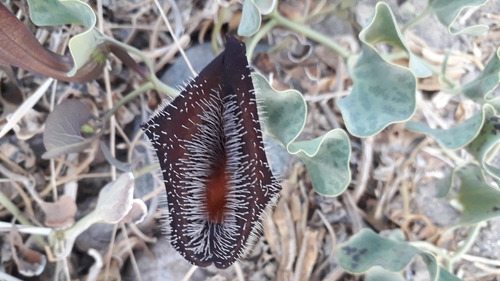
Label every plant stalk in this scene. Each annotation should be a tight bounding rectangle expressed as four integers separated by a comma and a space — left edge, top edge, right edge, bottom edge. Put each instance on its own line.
102, 82, 154, 122
402, 7, 431, 33
246, 19, 278, 61
447, 223, 483, 270
133, 163, 161, 179
269, 10, 350, 59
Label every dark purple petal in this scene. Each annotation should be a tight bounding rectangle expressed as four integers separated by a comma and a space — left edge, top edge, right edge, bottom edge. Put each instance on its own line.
141, 35, 280, 269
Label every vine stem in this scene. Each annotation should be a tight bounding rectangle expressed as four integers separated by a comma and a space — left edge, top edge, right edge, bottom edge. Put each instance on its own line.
133, 163, 161, 179
0, 190, 31, 227
102, 82, 154, 122
411, 223, 484, 273
246, 19, 278, 61
402, 7, 431, 33
447, 223, 484, 270
410, 240, 450, 258
212, 5, 230, 54
0, 190, 47, 246
442, 148, 466, 165
150, 72, 180, 98
100, 34, 179, 98
269, 10, 350, 59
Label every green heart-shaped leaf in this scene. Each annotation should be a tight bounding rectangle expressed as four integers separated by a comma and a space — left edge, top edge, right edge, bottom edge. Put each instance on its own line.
361, 2, 431, 77
433, 163, 500, 225
406, 104, 490, 149
466, 105, 500, 181
337, 229, 419, 273
338, 3, 417, 137
435, 170, 453, 198
238, 0, 261, 37
339, 45, 416, 137
254, 0, 276, 15
253, 73, 351, 196
455, 163, 500, 225
429, 0, 489, 35
336, 229, 462, 281
365, 266, 404, 281
288, 130, 351, 196
54, 172, 135, 258
27, 0, 104, 76
463, 47, 500, 105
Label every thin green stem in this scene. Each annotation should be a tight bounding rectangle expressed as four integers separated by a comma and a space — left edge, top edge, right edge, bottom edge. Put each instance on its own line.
61, 211, 101, 247
410, 240, 451, 260
100, 33, 179, 98
414, 55, 460, 91
402, 7, 431, 33
150, 74, 180, 98
0, 190, 47, 246
0, 190, 32, 226
102, 82, 154, 122
103, 35, 155, 74
442, 149, 466, 165
438, 50, 461, 91
133, 163, 160, 179
212, 5, 230, 54
383, 51, 409, 61
448, 224, 483, 269
246, 19, 278, 61
269, 11, 350, 59
441, 50, 450, 75
380, 50, 459, 90
306, 4, 338, 21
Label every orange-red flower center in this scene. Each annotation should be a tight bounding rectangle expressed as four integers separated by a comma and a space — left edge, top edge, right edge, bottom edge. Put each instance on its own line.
205, 161, 229, 224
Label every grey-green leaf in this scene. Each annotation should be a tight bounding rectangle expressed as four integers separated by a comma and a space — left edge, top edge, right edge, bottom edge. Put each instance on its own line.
253, 73, 351, 196
428, 0, 489, 35
27, 0, 102, 76
337, 229, 419, 273
365, 267, 404, 281
338, 3, 417, 137
254, 0, 276, 15
42, 99, 97, 159
94, 172, 136, 223
58, 172, 135, 258
238, 0, 261, 37
361, 2, 431, 77
406, 104, 489, 149
463, 47, 500, 105
339, 45, 416, 137
435, 170, 453, 198
455, 163, 500, 225
465, 105, 500, 181
336, 229, 463, 281
288, 130, 351, 196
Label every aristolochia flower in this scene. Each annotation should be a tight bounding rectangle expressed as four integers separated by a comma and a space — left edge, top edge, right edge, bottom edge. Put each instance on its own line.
141, 35, 281, 269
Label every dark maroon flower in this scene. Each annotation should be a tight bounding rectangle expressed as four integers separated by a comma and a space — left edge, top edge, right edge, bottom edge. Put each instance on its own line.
141, 35, 281, 269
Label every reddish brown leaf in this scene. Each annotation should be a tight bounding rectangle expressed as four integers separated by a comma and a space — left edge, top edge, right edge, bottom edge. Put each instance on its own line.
0, 4, 102, 82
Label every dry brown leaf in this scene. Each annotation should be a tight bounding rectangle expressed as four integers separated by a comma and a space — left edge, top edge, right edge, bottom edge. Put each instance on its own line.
40, 195, 77, 228
120, 199, 147, 224
293, 227, 322, 281
9, 226, 46, 277
12, 109, 45, 141
263, 213, 281, 260
421, 48, 466, 67
274, 199, 296, 280
418, 76, 442, 91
